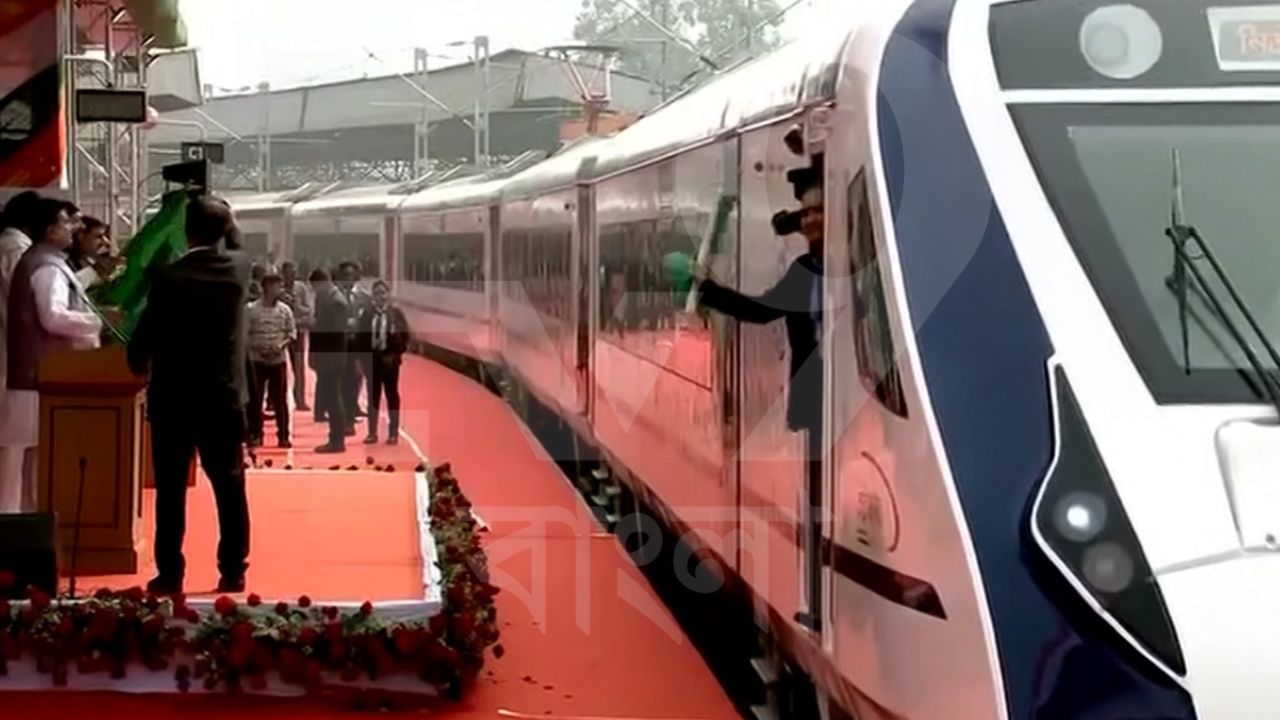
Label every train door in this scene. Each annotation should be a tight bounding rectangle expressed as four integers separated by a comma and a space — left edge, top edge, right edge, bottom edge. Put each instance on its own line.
487, 204, 501, 359
736, 121, 816, 633
575, 183, 595, 419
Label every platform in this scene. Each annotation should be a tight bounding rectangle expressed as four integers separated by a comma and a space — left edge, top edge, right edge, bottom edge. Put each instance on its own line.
3, 355, 737, 718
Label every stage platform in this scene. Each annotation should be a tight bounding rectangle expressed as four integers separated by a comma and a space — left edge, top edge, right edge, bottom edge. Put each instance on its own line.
5, 355, 738, 718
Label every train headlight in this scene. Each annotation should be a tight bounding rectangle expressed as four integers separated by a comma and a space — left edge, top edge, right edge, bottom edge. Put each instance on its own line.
1078, 4, 1163, 80
1031, 367, 1185, 677
1053, 491, 1107, 543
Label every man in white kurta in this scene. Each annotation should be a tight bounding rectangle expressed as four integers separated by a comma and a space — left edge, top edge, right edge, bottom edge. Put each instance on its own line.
0, 204, 101, 513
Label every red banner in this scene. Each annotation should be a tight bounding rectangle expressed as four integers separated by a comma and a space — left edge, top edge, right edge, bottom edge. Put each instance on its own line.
0, 0, 64, 188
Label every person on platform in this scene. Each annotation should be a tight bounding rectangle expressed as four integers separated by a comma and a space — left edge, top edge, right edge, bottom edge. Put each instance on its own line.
337, 261, 370, 426
280, 261, 314, 412
127, 195, 251, 595
0, 192, 40, 511
309, 268, 352, 453
68, 216, 123, 291
1, 199, 105, 513
246, 273, 296, 449
356, 279, 409, 446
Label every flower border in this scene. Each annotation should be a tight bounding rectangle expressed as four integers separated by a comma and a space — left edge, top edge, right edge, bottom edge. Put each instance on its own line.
0, 463, 501, 703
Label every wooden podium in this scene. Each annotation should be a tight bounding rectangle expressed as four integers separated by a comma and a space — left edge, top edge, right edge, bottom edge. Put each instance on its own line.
36, 346, 145, 575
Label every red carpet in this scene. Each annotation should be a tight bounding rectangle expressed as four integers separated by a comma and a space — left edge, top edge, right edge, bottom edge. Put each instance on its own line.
7, 355, 738, 719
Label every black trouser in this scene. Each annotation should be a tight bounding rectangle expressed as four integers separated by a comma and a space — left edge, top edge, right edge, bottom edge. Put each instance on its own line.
151, 407, 249, 582
315, 366, 348, 446
248, 361, 290, 443
804, 424, 824, 631
289, 333, 309, 408
368, 353, 402, 439
342, 352, 364, 420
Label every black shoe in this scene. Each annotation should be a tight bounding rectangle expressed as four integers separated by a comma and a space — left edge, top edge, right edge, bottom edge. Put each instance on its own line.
247, 436, 263, 448
297, 403, 311, 412
216, 576, 246, 594
146, 575, 183, 596
278, 439, 292, 449
364, 434, 378, 445
353, 409, 367, 418
386, 436, 399, 446
345, 426, 358, 437
315, 443, 345, 454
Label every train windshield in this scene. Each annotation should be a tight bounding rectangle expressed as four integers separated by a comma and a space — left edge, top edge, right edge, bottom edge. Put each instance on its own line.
1012, 103, 1280, 406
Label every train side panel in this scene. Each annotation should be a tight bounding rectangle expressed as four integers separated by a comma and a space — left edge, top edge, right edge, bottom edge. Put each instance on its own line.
398, 206, 497, 362
591, 142, 739, 565
499, 191, 579, 417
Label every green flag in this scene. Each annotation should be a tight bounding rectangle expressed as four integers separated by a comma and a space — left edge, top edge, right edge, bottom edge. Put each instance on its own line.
92, 190, 189, 343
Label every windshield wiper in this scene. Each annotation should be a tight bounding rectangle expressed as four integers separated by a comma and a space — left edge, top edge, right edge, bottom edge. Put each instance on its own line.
1165, 148, 1280, 416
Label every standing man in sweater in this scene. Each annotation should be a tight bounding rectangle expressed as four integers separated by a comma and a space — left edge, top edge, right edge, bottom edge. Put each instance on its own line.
245, 273, 296, 448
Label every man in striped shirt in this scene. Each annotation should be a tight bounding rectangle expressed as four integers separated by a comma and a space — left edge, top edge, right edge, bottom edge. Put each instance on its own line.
246, 274, 296, 448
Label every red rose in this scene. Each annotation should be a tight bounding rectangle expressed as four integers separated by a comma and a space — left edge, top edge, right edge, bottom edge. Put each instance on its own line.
0, 570, 14, 591
214, 595, 237, 616
384, 464, 395, 473
28, 588, 50, 611
366, 456, 375, 466
274, 601, 289, 616
360, 601, 373, 617
230, 621, 254, 644
264, 459, 274, 468
94, 587, 114, 600
55, 617, 75, 638
297, 627, 319, 646
228, 644, 251, 669
298, 595, 312, 608
183, 608, 200, 623
492, 643, 505, 659
392, 628, 416, 656
322, 606, 338, 620
247, 593, 262, 607
122, 586, 145, 603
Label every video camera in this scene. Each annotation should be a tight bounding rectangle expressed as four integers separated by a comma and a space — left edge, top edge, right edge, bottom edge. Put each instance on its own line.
773, 133, 824, 238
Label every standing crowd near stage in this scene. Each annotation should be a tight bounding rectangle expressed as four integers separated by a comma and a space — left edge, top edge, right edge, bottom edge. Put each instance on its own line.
0, 191, 411, 594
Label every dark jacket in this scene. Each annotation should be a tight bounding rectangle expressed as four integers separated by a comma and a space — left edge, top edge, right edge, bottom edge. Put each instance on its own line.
352, 304, 410, 362
128, 247, 250, 418
309, 284, 351, 371
699, 253, 823, 431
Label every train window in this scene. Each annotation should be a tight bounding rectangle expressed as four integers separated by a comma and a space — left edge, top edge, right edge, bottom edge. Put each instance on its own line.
403, 232, 484, 291
292, 233, 380, 278
849, 170, 909, 418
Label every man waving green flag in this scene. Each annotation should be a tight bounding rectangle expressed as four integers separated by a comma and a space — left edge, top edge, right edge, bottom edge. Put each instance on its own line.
92, 190, 190, 342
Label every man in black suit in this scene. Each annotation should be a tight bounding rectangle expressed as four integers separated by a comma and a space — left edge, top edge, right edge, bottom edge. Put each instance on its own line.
336, 261, 370, 427
354, 279, 409, 445
309, 268, 351, 453
128, 194, 251, 595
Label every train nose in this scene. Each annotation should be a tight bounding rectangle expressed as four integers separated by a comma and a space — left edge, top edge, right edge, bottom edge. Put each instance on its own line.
1159, 553, 1280, 717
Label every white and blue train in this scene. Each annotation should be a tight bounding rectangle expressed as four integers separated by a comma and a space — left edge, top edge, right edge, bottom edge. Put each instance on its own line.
231, 1, 1280, 716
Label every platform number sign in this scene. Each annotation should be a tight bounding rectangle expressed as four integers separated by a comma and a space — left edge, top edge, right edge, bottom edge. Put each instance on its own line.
181, 142, 225, 164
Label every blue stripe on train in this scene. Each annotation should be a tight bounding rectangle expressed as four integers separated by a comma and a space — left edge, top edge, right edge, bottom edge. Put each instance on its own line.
877, 1, 1197, 718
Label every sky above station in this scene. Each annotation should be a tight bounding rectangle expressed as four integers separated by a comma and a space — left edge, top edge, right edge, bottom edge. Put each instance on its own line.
178, 0, 842, 92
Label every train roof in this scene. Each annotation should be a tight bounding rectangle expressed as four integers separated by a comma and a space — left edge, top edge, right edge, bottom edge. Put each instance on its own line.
399, 175, 508, 214
222, 189, 294, 218
588, 28, 852, 179
499, 135, 610, 200
289, 184, 403, 218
